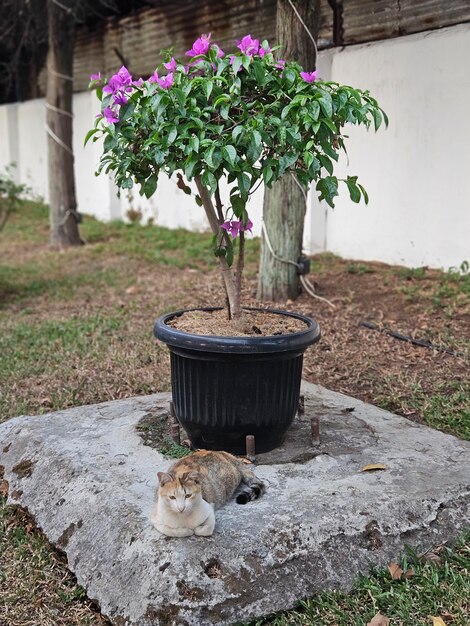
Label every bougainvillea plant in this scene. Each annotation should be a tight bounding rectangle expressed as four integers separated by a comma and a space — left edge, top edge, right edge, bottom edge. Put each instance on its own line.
86, 33, 387, 320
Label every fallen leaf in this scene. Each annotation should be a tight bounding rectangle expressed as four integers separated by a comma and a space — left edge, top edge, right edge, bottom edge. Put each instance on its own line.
125, 285, 138, 294
0, 480, 8, 496
39, 396, 53, 407
367, 612, 390, 626
423, 551, 442, 566
430, 617, 446, 626
388, 562, 403, 580
361, 463, 388, 472
404, 568, 416, 578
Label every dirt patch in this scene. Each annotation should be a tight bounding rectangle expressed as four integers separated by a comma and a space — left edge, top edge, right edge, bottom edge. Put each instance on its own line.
168, 307, 308, 337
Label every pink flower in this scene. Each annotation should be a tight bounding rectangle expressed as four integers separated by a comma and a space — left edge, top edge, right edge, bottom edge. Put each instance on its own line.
113, 92, 128, 105
300, 70, 318, 83
221, 219, 253, 238
186, 33, 211, 57
213, 44, 225, 58
236, 34, 259, 56
89, 72, 101, 82
103, 106, 119, 124
164, 57, 178, 72
258, 45, 272, 58
133, 78, 144, 87
149, 71, 174, 89
157, 72, 174, 89
275, 59, 286, 71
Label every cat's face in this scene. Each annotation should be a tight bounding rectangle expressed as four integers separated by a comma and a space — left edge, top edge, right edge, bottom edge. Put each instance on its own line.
157, 471, 201, 514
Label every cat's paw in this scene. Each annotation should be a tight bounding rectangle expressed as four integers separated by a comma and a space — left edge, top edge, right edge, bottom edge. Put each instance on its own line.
194, 515, 215, 537
156, 524, 194, 538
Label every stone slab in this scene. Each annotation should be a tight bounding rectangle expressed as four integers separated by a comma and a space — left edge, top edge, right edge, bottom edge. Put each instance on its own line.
1, 382, 469, 626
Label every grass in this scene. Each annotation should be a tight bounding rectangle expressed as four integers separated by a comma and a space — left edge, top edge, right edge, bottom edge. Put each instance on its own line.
1, 202, 469, 625
244, 531, 470, 625
0, 496, 107, 626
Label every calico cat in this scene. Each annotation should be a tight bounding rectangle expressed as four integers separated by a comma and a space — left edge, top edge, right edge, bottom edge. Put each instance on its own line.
151, 449, 265, 537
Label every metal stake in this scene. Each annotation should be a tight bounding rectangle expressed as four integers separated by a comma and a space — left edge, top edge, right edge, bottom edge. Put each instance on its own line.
311, 416, 320, 447
246, 435, 256, 462
169, 401, 180, 445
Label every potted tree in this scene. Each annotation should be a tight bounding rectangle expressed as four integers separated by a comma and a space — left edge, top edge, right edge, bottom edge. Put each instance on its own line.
87, 33, 386, 453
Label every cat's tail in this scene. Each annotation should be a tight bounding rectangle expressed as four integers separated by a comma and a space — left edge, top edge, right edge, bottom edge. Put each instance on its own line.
235, 475, 265, 505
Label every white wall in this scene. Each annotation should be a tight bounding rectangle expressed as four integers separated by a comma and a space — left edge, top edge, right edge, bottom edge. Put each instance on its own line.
1, 23, 469, 269
319, 23, 470, 270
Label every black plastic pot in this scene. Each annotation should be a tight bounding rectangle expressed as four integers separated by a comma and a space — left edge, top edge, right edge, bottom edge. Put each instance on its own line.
154, 307, 320, 454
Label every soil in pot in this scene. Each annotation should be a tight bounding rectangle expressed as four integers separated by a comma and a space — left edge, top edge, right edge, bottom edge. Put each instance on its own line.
169, 307, 308, 337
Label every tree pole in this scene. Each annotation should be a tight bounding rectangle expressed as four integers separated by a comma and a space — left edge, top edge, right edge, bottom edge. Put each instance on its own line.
257, 0, 319, 301
46, 0, 82, 246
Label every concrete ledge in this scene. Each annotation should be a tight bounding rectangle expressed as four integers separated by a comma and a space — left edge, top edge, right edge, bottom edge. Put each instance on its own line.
1, 382, 469, 626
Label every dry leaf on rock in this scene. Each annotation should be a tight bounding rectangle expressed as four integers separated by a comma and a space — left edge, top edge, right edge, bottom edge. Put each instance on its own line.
430, 617, 446, 626
0, 479, 9, 496
361, 463, 388, 472
367, 612, 390, 626
388, 562, 404, 579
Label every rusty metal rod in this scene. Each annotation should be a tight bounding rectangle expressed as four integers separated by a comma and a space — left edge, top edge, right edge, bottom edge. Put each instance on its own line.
246, 435, 256, 462
311, 416, 320, 446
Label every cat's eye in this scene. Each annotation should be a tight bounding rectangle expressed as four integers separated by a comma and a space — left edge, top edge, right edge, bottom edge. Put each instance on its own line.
169, 496, 176, 500
185, 494, 192, 498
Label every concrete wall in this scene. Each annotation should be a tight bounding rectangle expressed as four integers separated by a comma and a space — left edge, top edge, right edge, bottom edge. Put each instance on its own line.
1, 23, 469, 269
315, 22, 470, 270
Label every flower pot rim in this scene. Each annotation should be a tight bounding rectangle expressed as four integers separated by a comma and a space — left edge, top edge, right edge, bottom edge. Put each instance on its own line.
154, 306, 321, 354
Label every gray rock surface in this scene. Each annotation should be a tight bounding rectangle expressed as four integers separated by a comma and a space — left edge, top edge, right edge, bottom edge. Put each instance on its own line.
1, 382, 469, 626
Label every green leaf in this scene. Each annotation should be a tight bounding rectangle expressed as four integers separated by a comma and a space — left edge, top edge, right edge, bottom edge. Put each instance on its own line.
143, 174, 158, 198
119, 101, 136, 123
278, 152, 298, 176
345, 176, 361, 203
237, 172, 251, 199
222, 145, 237, 167
167, 126, 177, 145
189, 135, 200, 153
358, 182, 369, 204
231, 195, 246, 217
103, 134, 117, 151
318, 93, 333, 118
204, 80, 214, 100
372, 108, 382, 131
262, 166, 274, 186
252, 60, 266, 86
232, 126, 243, 143
316, 176, 338, 208
321, 118, 338, 134
201, 170, 217, 194
84, 127, 99, 146
282, 67, 296, 88
231, 57, 243, 75
184, 154, 198, 179
172, 88, 186, 108
319, 154, 333, 175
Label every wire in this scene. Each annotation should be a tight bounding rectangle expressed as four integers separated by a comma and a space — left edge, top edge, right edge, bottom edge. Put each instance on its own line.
45, 102, 74, 118
286, 0, 319, 60
300, 275, 336, 308
261, 221, 299, 269
44, 124, 74, 156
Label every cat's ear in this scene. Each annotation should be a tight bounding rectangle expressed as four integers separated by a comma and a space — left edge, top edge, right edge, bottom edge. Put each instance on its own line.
181, 471, 199, 484
157, 472, 173, 486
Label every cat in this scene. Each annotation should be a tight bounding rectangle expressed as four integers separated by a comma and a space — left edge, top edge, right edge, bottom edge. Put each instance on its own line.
151, 449, 265, 537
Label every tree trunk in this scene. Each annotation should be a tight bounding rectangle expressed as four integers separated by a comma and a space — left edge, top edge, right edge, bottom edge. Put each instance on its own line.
46, 0, 81, 246
257, 0, 320, 301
